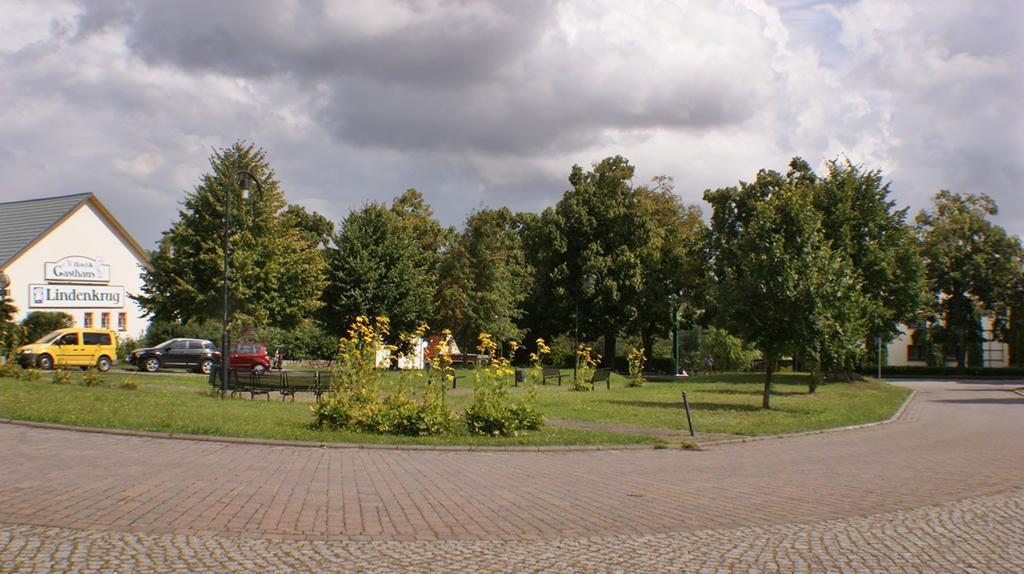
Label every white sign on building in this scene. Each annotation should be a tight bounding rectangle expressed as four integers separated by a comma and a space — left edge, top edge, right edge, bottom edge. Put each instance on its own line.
28, 284, 126, 308
43, 256, 111, 283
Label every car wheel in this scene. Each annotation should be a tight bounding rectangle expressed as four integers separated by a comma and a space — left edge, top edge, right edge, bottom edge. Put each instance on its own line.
198, 359, 215, 375
142, 356, 161, 373
96, 356, 113, 372
37, 354, 54, 370
252, 364, 267, 376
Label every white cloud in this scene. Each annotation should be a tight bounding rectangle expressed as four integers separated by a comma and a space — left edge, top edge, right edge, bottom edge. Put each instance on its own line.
0, 0, 1020, 247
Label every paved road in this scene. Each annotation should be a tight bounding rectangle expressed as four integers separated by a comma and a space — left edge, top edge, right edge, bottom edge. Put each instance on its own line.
1, 379, 1021, 571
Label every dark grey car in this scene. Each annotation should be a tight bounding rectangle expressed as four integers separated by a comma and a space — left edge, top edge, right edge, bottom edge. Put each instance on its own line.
129, 338, 220, 374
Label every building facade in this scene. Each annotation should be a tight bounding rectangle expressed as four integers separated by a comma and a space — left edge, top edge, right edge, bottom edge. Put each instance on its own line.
0, 193, 150, 340
886, 320, 1009, 368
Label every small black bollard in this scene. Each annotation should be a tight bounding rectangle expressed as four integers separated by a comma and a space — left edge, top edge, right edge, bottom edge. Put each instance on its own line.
682, 391, 696, 437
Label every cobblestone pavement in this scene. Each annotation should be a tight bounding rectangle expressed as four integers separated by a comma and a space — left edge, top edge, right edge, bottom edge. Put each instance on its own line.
0, 379, 1021, 571
1, 488, 1020, 572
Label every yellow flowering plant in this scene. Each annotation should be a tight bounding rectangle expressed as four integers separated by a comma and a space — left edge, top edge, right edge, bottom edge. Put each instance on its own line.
572, 345, 601, 391
464, 331, 543, 436
626, 346, 646, 387
312, 316, 458, 436
527, 337, 550, 386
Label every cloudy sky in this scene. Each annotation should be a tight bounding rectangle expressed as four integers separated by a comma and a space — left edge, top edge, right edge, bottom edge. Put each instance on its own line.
2, 0, 1021, 249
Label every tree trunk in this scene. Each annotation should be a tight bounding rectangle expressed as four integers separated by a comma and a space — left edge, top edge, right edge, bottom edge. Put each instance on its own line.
808, 345, 820, 394
603, 332, 617, 368
762, 358, 774, 409
641, 331, 654, 363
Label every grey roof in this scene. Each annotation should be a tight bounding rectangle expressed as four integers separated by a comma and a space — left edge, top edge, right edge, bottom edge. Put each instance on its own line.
0, 193, 92, 268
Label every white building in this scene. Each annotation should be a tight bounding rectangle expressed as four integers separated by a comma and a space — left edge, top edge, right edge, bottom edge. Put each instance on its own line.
0, 193, 150, 340
886, 320, 1009, 368
375, 338, 428, 370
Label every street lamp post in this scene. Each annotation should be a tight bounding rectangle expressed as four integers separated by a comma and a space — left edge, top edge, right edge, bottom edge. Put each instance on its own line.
220, 169, 263, 399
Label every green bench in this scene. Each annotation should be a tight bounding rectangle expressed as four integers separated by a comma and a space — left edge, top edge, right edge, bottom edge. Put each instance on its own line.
209, 369, 326, 401
542, 366, 564, 385
590, 368, 612, 390
280, 371, 324, 401
243, 371, 280, 400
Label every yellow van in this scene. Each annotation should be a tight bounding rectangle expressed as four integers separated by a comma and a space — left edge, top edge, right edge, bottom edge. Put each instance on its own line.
17, 327, 118, 372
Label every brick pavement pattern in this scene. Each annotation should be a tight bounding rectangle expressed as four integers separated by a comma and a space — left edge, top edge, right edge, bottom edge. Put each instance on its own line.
2, 488, 1020, 573
0, 379, 1021, 571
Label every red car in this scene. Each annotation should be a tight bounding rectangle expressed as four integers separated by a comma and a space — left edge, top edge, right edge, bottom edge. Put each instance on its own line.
229, 344, 271, 375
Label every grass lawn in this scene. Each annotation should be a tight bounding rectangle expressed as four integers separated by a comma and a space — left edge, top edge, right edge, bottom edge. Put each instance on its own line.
478, 372, 912, 436
0, 371, 660, 447
0, 368, 910, 445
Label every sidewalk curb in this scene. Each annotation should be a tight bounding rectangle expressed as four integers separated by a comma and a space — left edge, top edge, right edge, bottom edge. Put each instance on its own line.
0, 389, 917, 453
695, 388, 917, 447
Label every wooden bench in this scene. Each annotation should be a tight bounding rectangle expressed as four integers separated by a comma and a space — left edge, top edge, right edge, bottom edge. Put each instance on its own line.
542, 366, 564, 386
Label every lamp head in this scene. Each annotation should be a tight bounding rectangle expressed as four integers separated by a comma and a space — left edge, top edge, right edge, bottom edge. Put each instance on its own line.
237, 173, 251, 200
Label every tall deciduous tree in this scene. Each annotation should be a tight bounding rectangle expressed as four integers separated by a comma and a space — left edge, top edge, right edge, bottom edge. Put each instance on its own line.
392, 189, 452, 267
706, 165, 867, 407
138, 143, 326, 331
631, 176, 707, 357
812, 159, 926, 359
435, 208, 532, 347
280, 205, 334, 249
916, 190, 1023, 370
321, 201, 435, 340
538, 156, 652, 365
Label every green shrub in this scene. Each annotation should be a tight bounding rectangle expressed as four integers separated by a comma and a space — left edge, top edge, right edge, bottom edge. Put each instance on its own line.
118, 376, 140, 390
117, 335, 141, 362
0, 361, 21, 380
694, 327, 757, 372
81, 367, 102, 386
21, 368, 40, 382
52, 369, 72, 385
143, 318, 221, 347
464, 334, 543, 436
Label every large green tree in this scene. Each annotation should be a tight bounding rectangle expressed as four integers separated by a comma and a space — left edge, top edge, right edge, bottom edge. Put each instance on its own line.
320, 201, 436, 340
534, 156, 653, 365
706, 165, 868, 407
916, 190, 1023, 370
812, 159, 926, 360
435, 208, 532, 348
631, 177, 708, 357
280, 205, 334, 249
137, 142, 327, 332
